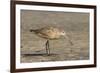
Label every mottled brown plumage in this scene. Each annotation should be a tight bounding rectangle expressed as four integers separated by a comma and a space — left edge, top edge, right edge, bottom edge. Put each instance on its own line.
30, 26, 73, 55
30, 26, 66, 39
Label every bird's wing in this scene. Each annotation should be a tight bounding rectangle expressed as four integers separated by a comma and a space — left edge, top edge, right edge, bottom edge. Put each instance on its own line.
39, 27, 61, 39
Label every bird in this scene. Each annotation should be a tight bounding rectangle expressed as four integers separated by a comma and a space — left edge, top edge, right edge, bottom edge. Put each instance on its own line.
30, 26, 73, 55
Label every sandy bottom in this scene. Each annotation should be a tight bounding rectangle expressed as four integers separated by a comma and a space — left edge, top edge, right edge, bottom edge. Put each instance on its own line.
21, 31, 89, 63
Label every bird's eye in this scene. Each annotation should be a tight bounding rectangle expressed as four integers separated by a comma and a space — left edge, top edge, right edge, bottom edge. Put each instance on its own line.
63, 32, 65, 33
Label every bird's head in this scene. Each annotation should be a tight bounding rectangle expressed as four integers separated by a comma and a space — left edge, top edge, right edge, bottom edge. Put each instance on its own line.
60, 30, 66, 36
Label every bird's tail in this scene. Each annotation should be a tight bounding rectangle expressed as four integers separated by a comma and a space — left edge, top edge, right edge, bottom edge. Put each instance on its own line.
30, 29, 35, 32
30, 29, 39, 33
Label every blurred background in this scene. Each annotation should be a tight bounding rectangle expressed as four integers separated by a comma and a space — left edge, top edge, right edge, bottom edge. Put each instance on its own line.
20, 10, 89, 63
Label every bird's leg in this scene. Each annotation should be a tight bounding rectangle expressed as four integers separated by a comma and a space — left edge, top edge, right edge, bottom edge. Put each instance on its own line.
45, 40, 50, 55
46, 40, 48, 55
47, 40, 50, 55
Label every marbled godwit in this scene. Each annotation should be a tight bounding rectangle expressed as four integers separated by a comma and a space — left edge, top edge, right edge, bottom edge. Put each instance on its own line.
30, 26, 73, 55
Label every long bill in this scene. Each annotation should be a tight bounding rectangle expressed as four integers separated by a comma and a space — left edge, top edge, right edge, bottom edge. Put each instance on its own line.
64, 34, 73, 46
